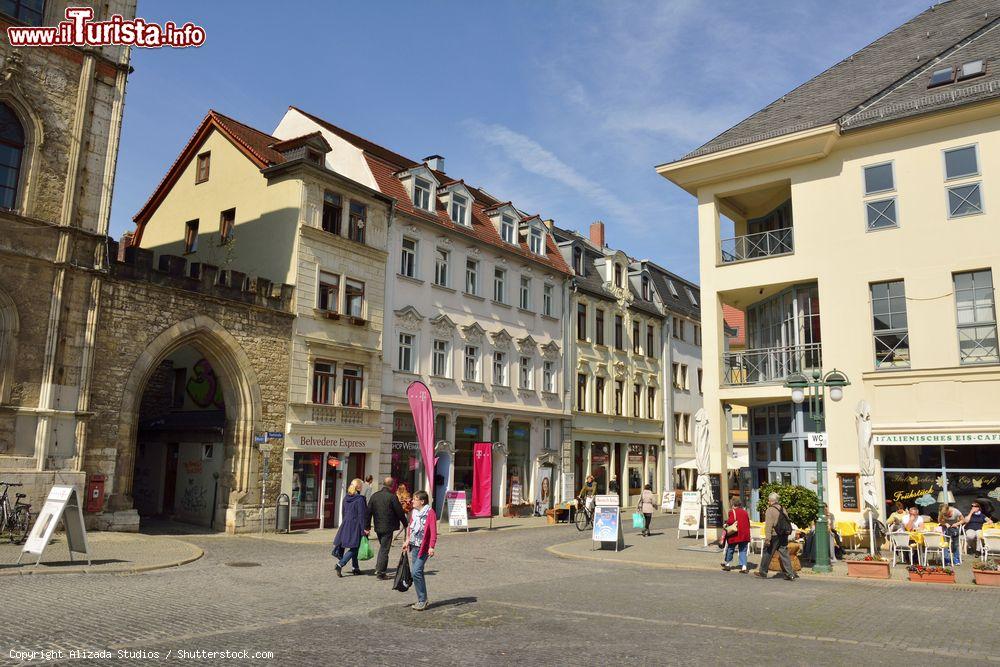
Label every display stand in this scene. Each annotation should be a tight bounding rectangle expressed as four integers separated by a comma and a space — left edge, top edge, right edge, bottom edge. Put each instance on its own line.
446, 491, 470, 533
19, 485, 91, 567
592, 494, 624, 552
677, 490, 703, 540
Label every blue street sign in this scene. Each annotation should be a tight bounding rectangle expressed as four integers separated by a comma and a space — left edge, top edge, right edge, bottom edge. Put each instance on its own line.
254, 434, 266, 444
266, 431, 284, 439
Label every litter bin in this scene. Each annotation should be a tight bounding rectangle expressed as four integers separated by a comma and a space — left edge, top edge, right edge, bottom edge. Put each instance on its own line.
276, 493, 290, 533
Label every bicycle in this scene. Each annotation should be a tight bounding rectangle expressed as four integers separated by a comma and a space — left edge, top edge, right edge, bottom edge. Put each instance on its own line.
0, 481, 32, 544
574, 496, 594, 531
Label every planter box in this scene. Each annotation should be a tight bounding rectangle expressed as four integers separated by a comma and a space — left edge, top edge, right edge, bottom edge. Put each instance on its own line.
973, 569, 1000, 586
908, 571, 956, 584
846, 560, 891, 579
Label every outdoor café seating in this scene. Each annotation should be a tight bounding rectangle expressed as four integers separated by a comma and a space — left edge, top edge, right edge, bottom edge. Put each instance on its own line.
889, 531, 914, 566
921, 531, 948, 566
981, 532, 1000, 560
749, 523, 765, 554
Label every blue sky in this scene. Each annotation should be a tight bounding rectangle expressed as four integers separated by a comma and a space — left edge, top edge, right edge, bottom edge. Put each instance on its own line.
111, 0, 930, 283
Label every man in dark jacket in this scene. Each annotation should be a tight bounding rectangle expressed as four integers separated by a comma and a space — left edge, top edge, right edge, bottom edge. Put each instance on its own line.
368, 477, 409, 579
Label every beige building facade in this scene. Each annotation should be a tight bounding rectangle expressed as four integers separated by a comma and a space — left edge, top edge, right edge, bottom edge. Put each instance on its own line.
659, 1, 1000, 521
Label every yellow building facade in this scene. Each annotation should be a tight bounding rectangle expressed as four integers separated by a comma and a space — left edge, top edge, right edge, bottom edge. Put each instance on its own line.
660, 2, 1000, 522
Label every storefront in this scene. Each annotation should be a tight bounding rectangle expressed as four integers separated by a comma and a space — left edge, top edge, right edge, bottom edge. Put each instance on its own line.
453, 417, 483, 493
390, 411, 421, 494
590, 443, 610, 493
282, 432, 378, 530
877, 433, 1000, 518
506, 422, 530, 506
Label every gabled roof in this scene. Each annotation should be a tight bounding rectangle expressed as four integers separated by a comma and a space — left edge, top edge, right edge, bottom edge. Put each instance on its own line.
133, 110, 286, 228
677, 0, 1000, 162
287, 106, 572, 276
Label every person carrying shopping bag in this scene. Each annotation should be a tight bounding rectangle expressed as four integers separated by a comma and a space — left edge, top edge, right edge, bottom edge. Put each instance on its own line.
636, 484, 657, 537
332, 478, 370, 577
721, 498, 751, 573
406, 490, 437, 611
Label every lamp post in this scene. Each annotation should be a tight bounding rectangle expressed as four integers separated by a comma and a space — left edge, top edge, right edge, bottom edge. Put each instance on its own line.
784, 368, 850, 574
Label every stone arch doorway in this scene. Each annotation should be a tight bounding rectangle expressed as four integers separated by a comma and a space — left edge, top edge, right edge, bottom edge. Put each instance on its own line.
113, 316, 262, 532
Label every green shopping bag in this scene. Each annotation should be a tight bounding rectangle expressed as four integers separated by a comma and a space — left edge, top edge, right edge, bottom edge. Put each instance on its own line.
358, 535, 374, 561
632, 512, 645, 529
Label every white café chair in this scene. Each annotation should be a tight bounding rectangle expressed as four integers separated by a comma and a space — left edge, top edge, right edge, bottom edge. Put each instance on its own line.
922, 531, 948, 566
749, 524, 765, 555
888, 531, 914, 567
981, 533, 1000, 561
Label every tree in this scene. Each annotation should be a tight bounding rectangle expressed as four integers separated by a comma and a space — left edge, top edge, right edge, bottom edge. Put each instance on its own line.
756, 483, 820, 527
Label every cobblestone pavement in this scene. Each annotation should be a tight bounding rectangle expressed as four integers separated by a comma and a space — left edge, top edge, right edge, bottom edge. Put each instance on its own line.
0, 532, 202, 575
3, 521, 1000, 666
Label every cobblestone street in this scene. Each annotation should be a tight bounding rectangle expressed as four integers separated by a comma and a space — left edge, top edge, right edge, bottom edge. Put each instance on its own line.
4, 522, 1000, 666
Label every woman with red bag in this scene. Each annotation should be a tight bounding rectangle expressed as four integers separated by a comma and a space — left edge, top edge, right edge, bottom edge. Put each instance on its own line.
721, 497, 751, 573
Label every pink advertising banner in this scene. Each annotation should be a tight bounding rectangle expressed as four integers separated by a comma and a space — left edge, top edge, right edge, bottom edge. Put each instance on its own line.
472, 442, 493, 518
405, 381, 436, 499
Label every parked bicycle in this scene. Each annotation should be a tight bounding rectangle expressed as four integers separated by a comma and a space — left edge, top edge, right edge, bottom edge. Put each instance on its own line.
0, 481, 32, 544
574, 495, 594, 531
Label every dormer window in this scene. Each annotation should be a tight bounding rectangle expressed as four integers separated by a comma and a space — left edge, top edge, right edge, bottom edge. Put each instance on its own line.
641, 275, 650, 300
529, 227, 544, 255
501, 215, 515, 244
450, 193, 468, 225
573, 247, 583, 274
413, 177, 432, 211
614, 264, 623, 288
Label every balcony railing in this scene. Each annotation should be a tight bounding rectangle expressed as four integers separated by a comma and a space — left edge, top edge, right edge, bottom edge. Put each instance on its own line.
301, 404, 377, 426
720, 227, 794, 264
722, 343, 822, 386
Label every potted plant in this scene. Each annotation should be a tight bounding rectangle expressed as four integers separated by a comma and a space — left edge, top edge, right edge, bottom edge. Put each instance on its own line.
845, 553, 890, 579
755, 482, 819, 526
907, 565, 956, 583
972, 559, 1000, 586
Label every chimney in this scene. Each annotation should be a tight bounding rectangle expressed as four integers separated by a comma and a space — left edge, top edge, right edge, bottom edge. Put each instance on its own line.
423, 154, 445, 172
543, 218, 554, 231
118, 231, 134, 261
589, 220, 605, 247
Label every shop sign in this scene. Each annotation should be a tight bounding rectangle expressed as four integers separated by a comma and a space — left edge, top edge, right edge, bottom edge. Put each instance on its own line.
874, 432, 1000, 446
661, 491, 676, 511
446, 491, 469, 531
296, 435, 371, 449
592, 505, 620, 543
884, 472, 939, 506
678, 491, 701, 533
392, 441, 420, 450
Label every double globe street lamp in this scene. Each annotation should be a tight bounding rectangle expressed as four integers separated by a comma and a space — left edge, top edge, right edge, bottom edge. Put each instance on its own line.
784, 368, 850, 573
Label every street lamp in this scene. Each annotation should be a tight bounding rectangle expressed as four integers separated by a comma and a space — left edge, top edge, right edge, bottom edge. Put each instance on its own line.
784, 368, 850, 573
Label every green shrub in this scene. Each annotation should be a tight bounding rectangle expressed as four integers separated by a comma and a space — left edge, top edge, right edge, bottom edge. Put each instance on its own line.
756, 483, 820, 527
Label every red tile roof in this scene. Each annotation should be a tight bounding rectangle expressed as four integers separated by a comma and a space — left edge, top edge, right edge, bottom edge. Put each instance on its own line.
722, 304, 745, 347
289, 106, 572, 276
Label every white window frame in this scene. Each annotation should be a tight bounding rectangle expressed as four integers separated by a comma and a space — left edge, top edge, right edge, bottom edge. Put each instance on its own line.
400, 237, 417, 278
465, 259, 479, 295
493, 267, 506, 303
543, 283, 554, 316
943, 144, 984, 219
543, 361, 555, 393
464, 345, 480, 382
493, 350, 508, 386
529, 226, 544, 255
862, 161, 898, 231
450, 193, 469, 226
519, 276, 531, 310
413, 177, 432, 211
501, 215, 516, 244
434, 247, 449, 287
519, 356, 532, 389
432, 339, 451, 377
398, 332, 416, 373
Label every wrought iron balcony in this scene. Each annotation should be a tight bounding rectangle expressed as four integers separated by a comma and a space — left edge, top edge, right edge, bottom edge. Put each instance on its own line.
722, 343, 822, 386
720, 227, 794, 264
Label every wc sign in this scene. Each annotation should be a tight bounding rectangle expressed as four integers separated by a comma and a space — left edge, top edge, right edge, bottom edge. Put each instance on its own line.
807, 432, 828, 449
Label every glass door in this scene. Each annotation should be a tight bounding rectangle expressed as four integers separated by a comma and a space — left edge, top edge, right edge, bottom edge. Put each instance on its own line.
322, 452, 341, 528
291, 452, 322, 529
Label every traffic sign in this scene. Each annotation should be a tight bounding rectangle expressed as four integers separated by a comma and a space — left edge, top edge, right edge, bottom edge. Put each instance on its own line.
808, 432, 828, 449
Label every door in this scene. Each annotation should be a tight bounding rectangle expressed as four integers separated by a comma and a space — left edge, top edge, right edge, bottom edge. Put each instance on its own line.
163, 443, 179, 515
291, 452, 323, 529
322, 452, 341, 528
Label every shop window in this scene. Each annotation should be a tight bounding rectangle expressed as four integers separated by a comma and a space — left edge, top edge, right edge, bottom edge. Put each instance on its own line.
882, 445, 943, 469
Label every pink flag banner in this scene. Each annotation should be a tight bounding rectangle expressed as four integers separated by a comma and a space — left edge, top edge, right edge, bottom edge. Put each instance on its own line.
472, 442, 493, 517
405, 381, 436, 499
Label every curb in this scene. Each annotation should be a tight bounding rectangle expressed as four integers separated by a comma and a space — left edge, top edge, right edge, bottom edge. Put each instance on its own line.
0, 540, 204, 577
544, 541, 986, 591
253, 519, 563, 545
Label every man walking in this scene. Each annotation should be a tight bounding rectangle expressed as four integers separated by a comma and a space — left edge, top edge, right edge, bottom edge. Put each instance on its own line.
755, 492, 796, 581
367, 476, 409, 580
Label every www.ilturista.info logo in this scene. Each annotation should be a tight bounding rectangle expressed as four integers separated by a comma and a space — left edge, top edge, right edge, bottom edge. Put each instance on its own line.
7, 7, 205, 48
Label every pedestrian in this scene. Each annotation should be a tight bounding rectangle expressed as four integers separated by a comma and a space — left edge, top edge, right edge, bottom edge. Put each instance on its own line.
755, 492, 796, 581
578, 474, 597, 513
721, 498, 751, 573
362, 475, 374, 502
406, 490, 437, 611
332, 478, 369, 577
937, 502, 964, 565
367, 476, 409, 580
637, 483, 656, 537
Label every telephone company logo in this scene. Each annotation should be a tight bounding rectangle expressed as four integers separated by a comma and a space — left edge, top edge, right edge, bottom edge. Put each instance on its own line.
7, 7, 205, 48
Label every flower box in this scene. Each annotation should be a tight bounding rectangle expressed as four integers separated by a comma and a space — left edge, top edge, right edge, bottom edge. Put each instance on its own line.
973, 569, 1000, 586
907, 570, 956, 584
846, 560, 890, 579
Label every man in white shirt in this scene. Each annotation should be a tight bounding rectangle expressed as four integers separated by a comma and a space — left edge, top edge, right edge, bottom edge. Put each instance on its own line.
902, 506, 924, 532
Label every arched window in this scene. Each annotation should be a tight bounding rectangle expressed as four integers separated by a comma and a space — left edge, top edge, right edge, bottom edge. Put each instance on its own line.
0, 103, 24, 210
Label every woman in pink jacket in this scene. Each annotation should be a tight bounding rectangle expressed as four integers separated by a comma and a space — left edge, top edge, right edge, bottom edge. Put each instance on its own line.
406, 490, 438, 611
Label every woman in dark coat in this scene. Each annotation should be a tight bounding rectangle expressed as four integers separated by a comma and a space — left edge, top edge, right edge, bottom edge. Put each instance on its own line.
721, 497, 751, 573
333, 478, 369, 577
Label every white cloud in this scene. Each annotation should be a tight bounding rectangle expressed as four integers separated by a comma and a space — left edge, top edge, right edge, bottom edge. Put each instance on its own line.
463, 119, 636, 224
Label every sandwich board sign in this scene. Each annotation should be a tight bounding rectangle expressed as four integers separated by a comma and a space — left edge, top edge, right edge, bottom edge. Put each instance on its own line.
446, 490, 469, 532
19, 484, 91, 567
677, 490, 702, 539
592, 494, 624, 552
